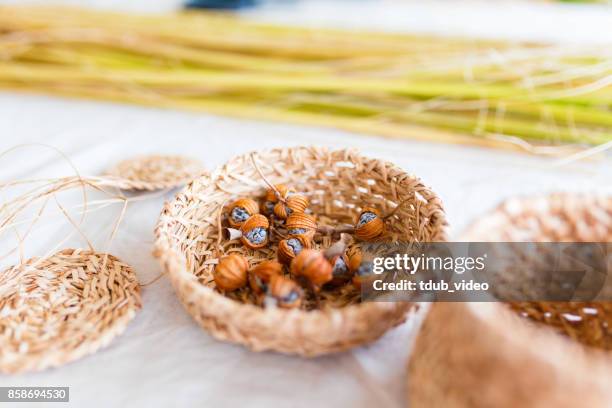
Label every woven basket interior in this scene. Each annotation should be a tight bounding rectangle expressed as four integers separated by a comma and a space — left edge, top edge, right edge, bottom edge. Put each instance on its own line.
168, 147, 446, 310
465, 194, 612, 350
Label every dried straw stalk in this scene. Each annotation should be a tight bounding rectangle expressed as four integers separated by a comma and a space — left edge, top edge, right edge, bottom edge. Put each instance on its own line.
0, 6, 611, 155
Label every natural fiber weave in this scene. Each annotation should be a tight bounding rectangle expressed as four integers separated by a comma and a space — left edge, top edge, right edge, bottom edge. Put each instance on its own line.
154, 146, 447, 355
408, 302, 612, 408
0, 249, 142, 374
408, 193, 612, 407
461, 193, 612, 348
106, 154, 205, 191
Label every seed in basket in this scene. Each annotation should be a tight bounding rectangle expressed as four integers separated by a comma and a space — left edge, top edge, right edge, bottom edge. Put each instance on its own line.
348, 248, 375, 290
214, 254, 249, 292
286, 213, 317, 239
354, 207, 385, 241
239, 214, 270, 249
273, 194, 309, 219
328, 253, 352, 286
227, 198, 260, 228
290, 249, 333, 292
352, 261, 375, 290
266, 275, 304, 309
277, 235, 312, 265
262, 184, 295, 214
248, 260, 283, 295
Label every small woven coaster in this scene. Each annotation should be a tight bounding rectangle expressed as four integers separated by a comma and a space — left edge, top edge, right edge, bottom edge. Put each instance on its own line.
0, 249, 142, 374
105, 154, 205, 191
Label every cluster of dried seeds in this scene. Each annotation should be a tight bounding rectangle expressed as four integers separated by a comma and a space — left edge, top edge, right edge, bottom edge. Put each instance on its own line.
214, 183, 387, 309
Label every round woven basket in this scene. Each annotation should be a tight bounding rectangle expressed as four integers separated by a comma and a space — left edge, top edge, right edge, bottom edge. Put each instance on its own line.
0, 249, 142, 374
105, 154, 205, 190
154, 146, 447, 356
408, 193, 612, 407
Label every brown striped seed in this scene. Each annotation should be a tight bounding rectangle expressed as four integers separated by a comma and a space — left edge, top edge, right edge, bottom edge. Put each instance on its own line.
277, 235, 312, 265
290, 249, 333, 290
285, 213, 317, 239
354, 207, 385, 241
267, 275, 303, 309
227, 198, 260, 228
248, 260, 283, 295
240, 214, 270, 249
214, 254, 249, 292
273, 194, 309, 219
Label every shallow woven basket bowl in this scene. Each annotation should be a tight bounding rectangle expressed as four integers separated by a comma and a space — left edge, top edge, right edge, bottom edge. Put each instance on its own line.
408, 193, 612, 407
154, 146, 447, 356
0, 249, 141, 374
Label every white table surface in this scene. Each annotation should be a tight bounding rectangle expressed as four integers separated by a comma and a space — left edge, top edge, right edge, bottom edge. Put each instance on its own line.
0, 1, 610, 407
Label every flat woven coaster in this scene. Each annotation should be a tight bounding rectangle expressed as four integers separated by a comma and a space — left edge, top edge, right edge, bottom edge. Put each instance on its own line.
0, 249, 142, 374
105, 154, 205, 190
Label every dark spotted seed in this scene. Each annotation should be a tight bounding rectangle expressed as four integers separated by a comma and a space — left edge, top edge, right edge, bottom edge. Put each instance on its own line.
357, 261, 374, 276
281, 290, 300, 304
358, 211, 377, 227
288, 228, 307, 235
333, 256, 349, 277
231, 206, 250, 222
245, 227, 267, 244
286, 238, 303, 255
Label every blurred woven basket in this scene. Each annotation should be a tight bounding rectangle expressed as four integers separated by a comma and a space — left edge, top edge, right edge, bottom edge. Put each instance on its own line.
105, 154, 205, 191
0, 249, 142, 374
408, 193, 612, 407
154, 146, 447, 356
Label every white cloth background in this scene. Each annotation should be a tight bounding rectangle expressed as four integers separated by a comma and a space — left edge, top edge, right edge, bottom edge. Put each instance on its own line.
0, 1, 610, 407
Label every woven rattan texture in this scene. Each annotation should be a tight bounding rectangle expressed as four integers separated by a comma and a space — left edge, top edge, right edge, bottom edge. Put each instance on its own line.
154, 146, 448, 356
0, 249, 142, 374
106, 155, 205, 190
408, 193, 612, 407
462, 193, 612, 349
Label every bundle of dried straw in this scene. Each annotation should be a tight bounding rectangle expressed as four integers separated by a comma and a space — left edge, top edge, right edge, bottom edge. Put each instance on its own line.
0, 6, 611, 155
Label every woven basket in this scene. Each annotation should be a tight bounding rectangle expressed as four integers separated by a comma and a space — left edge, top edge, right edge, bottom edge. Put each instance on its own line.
154, 146, 447, 356
408, 193, 612, 407
105, 154, 205, 190
0, 249, 142, 374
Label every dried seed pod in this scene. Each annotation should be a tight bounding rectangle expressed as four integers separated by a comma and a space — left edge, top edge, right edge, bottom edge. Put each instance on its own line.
354, 207, 385, 241
214, 254, 249, 292
262, 184, 296, 215
266, 275, 303, 309
240, 214, 270, 249
277, 235, 312, 265
348, 248, 363, 273
266, 184, 295, 203
227, 198, 259, 228
352, 261, 375, 290
273, 194, 309, 219
248, 260, 283, 295
290, 249, 333, 290
328, 253, 352, 286
286, 213, 317, 239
